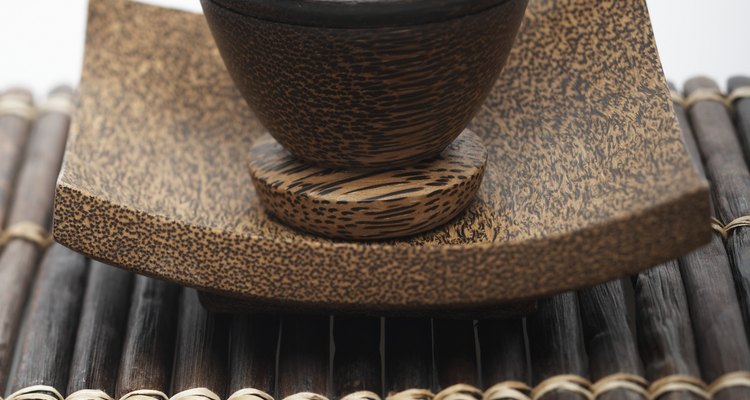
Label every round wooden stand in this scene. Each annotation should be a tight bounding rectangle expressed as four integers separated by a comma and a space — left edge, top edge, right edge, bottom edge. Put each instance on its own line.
248, 130, 487, 240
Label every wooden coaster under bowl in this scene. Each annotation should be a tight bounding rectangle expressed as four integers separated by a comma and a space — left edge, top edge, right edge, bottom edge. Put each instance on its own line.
249, 130, 487, 240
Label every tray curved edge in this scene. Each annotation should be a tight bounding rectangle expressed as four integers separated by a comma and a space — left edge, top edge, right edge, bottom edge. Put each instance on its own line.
53, 178, 710, 310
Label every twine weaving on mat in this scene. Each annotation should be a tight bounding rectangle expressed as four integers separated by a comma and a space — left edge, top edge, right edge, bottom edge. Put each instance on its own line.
727, 86, 750, 106
710, 216, 750, 239
120, 390, 170, 400
433, 384, 482, 400
483, 381, 532, 400
683, 89, 729, 110
227, 389, 274, 400
0, 222, 53, 248
530, 375, 594, 400
673, 86, 750, 111
5, 373, 750, 400
386, 389, 434, 400
5, 386, 65, 400
339, 392, 380, 400
169, 389, 220, 400
648, 374, 709, 399
0, 97, 35, 120
38, 94, 75, 116
590, 373, 649, 399
0, 93, 74, 120
281, 393, 328, 400
66, 390, 114, 400
708, 371, 750, 397
670, 90, 685, 107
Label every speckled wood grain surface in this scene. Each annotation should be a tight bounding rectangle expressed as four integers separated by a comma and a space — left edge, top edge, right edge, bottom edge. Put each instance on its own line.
248, 130, 487, 240
53, 0, 710, 312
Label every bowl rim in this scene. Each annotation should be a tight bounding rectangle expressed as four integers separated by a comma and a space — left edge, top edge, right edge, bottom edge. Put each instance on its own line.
204, 0, 517, 29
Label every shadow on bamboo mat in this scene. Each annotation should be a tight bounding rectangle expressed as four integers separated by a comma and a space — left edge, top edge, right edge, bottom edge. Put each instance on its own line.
1, 77, 750, 400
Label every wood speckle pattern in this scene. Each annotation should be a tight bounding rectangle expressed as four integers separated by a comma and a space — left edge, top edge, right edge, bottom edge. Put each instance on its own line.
249, 130, 486, 239
202, 0, 527, 169
54, 0, 709, 312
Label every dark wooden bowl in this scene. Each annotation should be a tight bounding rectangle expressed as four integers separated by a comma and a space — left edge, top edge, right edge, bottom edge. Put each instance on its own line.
201, 0, 528, 170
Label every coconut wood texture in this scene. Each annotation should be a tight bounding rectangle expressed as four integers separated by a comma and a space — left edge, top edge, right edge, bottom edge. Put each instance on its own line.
6, 75, 750, 399
248, 130, 486, 240
53, 0, 710, 314
202, 0, 526, 169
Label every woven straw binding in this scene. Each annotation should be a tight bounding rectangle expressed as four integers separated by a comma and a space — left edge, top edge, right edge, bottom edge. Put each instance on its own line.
5, 386, 64, 400
483, 381, 531, 400
0, 221, 53, 248
169, 388, 220, 400
227, 389, 274, 400
386, 389, 434, 400
530, 375, 593, 400
339, 392, 380, 400
4, 371, 750, 400
120, 390, 169, 400
671, 86, 750, 111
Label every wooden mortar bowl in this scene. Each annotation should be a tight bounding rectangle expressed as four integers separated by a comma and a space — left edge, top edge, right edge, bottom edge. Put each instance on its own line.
201, 0, 529, 170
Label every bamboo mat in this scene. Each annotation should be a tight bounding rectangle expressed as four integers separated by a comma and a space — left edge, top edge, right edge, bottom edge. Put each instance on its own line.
1, 77, 750, 400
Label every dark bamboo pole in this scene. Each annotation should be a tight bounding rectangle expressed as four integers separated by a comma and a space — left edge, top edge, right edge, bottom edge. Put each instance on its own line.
526, 292, 589, 400
633, 261, 703, 400
116, 276, 179, 398
228, 314, 279, 397
432, 319, 479, 389
171, 289, 230, 399
67, 261, 134, 395
680, 78, 750, 399
681, 236, 750, 399
332, 317, 381, 399
384, 318, 433, 397
577, 280, 645, 400
0, 87, 73, 392
477, 318, 528, 387
278, 315, 330, 399
727, 76, 750, 163
4, 244, 88, 396
684, 77, 750, 334
0, 88, 34, 228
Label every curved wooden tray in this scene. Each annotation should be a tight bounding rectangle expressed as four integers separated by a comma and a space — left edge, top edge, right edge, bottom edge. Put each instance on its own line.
53, 0, 710, 313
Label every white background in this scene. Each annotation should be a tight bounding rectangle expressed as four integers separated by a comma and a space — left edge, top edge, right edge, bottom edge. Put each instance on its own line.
1, 0, 749, 100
